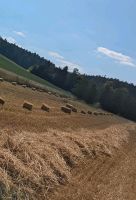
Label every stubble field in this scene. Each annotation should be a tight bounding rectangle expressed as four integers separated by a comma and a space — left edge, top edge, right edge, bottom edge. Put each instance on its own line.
0, 81, 135, 200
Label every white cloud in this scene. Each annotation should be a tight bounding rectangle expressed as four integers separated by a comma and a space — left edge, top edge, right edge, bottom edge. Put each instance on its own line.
14, 31, 26, 38
58, 59, 81, 71
48, 51, 64, 60
3, 36, 16, 44
48, 51, 82, 71
17, 44, 22, 48
97, 47, 136, 67
3, 36, 22, 48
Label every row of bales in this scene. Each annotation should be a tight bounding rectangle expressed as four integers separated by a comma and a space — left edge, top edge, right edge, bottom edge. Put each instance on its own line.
61, 104, 77, 113
0, 77, 60, 97
10, 80, 67, 98
0, 97, 112, 116
11, 81, 61, 97
23, 102, 112, 116
23, 102, 50, 112
61, 104, 112, 116
0, 76, 75, 105
0, 77, 42, 90
11, 81, 49, 93
0, 97, 51, 112
0, 78, 112, 116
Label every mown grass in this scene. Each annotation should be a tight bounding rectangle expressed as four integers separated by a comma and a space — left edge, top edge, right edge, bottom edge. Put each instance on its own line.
0, 54, 73, 97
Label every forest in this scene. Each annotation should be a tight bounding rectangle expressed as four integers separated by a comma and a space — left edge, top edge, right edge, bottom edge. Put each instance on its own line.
0, 37, 136, 121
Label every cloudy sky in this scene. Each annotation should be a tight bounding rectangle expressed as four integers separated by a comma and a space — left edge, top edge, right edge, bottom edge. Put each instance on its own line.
0, 0, 136, 84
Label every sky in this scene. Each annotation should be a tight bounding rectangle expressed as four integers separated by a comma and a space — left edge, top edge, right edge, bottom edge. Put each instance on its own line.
0, 0, 136, 84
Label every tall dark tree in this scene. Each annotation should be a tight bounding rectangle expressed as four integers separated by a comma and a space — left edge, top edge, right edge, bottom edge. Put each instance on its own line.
100, 82, 114, 112
84, 83, 97, 104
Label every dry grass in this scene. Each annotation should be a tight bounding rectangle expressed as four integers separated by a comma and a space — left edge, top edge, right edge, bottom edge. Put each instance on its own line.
50, 124, 136, 200
0, 124, 131, 199
0, 81, 132, 199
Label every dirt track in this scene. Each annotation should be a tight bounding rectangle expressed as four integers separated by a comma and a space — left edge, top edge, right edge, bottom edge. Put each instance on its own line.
51, 124, 136, 200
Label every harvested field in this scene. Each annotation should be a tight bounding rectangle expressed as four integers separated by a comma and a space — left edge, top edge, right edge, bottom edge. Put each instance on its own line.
0, 81, 135, 200
51, 124, 136, 200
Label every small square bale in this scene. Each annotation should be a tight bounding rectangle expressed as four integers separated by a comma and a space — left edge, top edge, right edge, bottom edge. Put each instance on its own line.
12, 82, 17, 86
0, 97, 5, 105
61, 106, 71, 114
23, 101, 33, 111
0, 78, 4, 82
41, 104, 50, 112
88, 111, 92, 115
81, 110, 86, 114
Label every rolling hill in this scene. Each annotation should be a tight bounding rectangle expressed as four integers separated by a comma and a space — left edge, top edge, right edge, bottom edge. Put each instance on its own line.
0, 54, 72, 97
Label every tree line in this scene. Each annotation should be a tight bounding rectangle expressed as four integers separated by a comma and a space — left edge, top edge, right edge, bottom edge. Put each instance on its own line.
0, 37, 136, 121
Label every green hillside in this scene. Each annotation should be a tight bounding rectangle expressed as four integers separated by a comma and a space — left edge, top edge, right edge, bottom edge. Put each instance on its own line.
0, 54, 55, 87
0, 54, 72, 96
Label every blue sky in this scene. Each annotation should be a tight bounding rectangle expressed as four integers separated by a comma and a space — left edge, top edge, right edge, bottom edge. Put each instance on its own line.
0, 0, 136, 84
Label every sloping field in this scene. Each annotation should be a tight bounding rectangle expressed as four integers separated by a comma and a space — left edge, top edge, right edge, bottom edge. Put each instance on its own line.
0, 54, 54, 87
0, 81, 135, 200
0, 54, 72, 97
